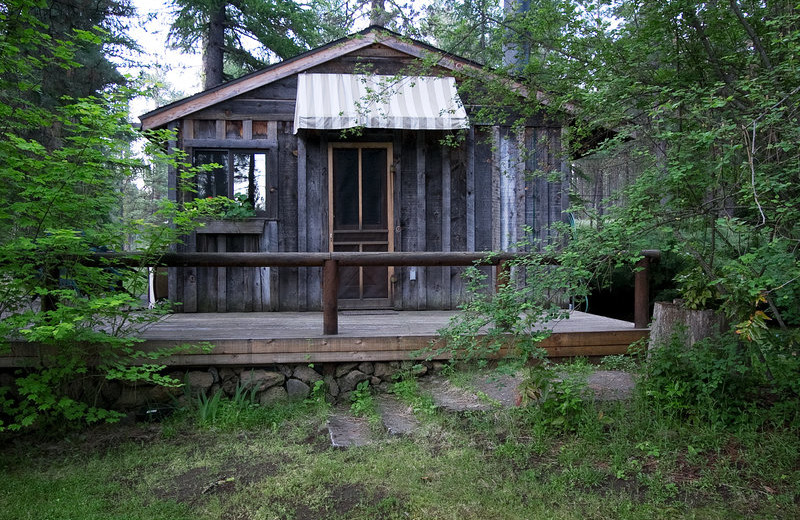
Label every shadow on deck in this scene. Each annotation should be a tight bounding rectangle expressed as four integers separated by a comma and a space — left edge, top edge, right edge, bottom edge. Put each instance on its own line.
4, 311, 647, 367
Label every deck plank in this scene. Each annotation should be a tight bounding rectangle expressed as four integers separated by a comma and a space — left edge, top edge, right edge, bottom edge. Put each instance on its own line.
1, 311, 647, 367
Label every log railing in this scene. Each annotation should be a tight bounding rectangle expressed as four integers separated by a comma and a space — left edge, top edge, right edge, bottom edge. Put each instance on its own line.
97, 250, 661, 335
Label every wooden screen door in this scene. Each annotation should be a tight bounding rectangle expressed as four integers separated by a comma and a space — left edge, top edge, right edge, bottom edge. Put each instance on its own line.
329, 143, 394, 308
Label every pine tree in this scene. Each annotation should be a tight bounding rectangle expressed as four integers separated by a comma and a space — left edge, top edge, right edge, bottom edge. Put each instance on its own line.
167, 0, 322, 89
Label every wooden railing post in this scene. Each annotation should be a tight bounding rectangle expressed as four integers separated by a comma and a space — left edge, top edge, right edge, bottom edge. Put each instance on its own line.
322, 259, 339, 335
634, 255, 651, 329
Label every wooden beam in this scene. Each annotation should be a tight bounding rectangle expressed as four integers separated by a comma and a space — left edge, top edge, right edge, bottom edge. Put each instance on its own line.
323, 259, 339, 335
95, 250, 556, 267
182, 138, 277, 149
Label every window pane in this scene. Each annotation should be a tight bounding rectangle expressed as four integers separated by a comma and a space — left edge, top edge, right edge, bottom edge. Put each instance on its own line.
233, 153, 267, 211
361, 148, 387, 229
333, 148, 359, 230
194, 151, 228, 198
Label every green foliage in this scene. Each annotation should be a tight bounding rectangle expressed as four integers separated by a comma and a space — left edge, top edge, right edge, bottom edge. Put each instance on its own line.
425, 0, 800, 416
422, 0, 504, 65
349, 380, 376, 418
642, 331, 799, 427
518, 360, 597, 432
167, 0, 323, 87
433, 246, 591, 364
191, 194, 256, 221
390, 373, 437, 416
0, 3, 214, 432
192, 381, 273, 430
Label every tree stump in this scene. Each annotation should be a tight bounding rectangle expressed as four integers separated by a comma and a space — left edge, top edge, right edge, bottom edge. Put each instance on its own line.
649, 300, 727, 350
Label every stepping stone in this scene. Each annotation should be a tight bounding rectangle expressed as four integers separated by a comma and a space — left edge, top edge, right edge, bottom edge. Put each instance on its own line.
327, 408, 373, 448
586, 370, 635, 401
375, 395, 419, 436
417, 376, 493, 412
468, 372, 524, 408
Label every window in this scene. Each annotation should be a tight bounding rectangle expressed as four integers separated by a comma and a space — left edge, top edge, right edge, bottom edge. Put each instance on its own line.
193, 150, 267, 213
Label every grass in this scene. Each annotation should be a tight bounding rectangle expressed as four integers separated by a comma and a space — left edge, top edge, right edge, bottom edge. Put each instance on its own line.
1, 370, 799, 519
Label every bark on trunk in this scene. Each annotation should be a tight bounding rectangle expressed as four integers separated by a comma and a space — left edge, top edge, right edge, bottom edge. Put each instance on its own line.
649, 300, 727, 350
203, 4, 226, 89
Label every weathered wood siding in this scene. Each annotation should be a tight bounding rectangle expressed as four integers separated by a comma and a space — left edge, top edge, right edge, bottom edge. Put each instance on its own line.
167, 43, 569, 312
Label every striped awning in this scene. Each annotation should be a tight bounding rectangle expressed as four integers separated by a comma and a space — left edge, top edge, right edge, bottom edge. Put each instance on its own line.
293, 73, 469, 133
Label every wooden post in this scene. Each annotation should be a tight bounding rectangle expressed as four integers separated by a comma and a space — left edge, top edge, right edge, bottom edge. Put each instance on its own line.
322, 259, 339, 335
634, 256, 650, 329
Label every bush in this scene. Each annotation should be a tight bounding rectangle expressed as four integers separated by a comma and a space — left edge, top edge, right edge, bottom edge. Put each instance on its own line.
640, 330, 798, 427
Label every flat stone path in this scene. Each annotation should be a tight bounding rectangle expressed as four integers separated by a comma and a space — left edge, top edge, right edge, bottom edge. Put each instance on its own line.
327, 408, 373, 448
326, 370, 634, 447
375, 396, 419, 435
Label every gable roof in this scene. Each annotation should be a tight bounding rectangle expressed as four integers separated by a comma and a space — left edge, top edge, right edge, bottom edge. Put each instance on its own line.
139, 26, 505, 131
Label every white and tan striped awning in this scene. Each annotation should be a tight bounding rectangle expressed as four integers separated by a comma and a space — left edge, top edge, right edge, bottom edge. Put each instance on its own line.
293, 73, 469, 133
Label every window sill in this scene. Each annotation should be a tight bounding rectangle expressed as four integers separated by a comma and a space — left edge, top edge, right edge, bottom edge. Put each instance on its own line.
196, 218, 269, 235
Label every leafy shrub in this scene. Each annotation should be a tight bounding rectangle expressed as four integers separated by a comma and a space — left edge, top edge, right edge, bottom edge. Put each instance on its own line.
640, 331, 781, 426
431, 246, 591, 365
350, 380, 376, 418
519, 361, 597, 432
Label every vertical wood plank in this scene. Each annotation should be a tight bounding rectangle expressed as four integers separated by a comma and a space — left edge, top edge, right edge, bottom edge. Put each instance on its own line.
297, 133, 308, 309
514, 128, 526, 250
267, 148, 279, 220
267, 220, 279, 310
524, 128, 536, 251
322, 259, 339, 335
534, 128, 549, 250
449, 142, 468, 306
487, 126, 502, 290
216, 235, 226, 311
167, 122, 179, 307
392, 131, 402, 309
242, 119, 253, 140
182, 231, 198, 312
400, 130, 417, 310
465, 127, 475, 252
473, 126, 495, 291
425, 132, 444, 309
226, 235, 245, 312
415, 131, 427, 310
243, 235, 255, 312
441, 146, 451, 308
278, 122, 299, 310
183, 119, 194, 140
306, 133, 325, 310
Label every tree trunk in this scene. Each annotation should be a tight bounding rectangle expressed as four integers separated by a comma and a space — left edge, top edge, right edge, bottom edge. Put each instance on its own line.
649, 301, 727, 350
203, 3, 226, 89
370, 0, 387, 26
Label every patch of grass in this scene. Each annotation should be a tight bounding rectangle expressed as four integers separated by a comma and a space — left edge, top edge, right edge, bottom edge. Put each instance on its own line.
390, 374, 437, 416
1, 366, 798, 520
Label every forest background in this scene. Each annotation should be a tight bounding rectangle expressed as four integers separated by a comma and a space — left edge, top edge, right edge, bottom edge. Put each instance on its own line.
0, 0, 798, 432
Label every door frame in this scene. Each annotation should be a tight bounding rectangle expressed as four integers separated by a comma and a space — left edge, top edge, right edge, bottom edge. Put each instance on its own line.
327, 142, 394, 308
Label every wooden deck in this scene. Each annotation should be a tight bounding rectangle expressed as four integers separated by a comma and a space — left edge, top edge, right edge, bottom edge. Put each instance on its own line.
0, 311, 648, 367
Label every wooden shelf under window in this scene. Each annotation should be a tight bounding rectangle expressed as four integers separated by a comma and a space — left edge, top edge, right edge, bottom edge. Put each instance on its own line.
196, 218, 269, 235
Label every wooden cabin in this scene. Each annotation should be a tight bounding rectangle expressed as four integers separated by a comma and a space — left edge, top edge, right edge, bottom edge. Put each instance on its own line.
139, 26, 569, 313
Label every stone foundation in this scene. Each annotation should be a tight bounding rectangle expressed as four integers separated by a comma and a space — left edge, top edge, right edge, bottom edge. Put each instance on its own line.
1, 361, 446, 413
